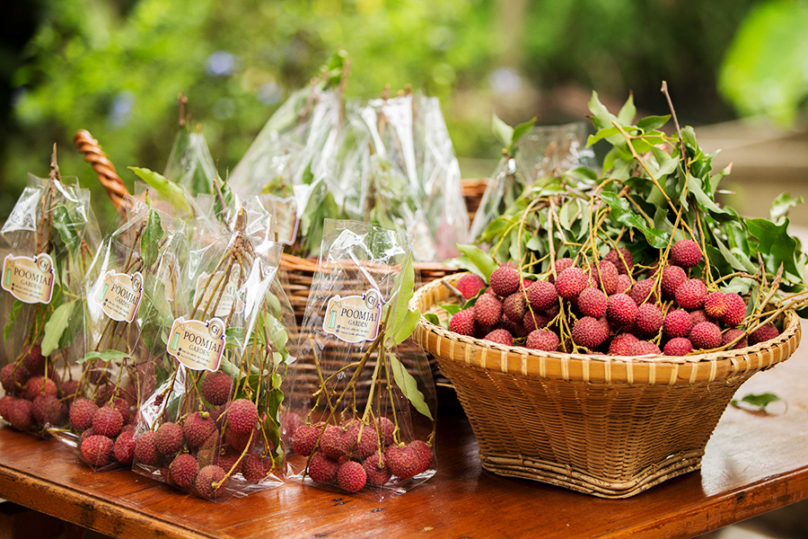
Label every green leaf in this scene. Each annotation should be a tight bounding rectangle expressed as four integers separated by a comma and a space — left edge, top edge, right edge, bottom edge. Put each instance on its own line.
456, 244, 497, 281
617, 93, 636, 125
636, 115, 671, 131
129, 167, 192, 214
141, 208, 164, 269
439, 304, 462, 316
388, 352, 433, 421
770, 193, 803, 224
688, 174, 727, 215
385, 253, 417, 347
77, 349, 131, 364
600, 192, 670, 249
746, 217, 803, 279
424, 313, 443, 329
4, 300, 22, 342
731, 392, 781, 411
492, 113, 513, 149
510, 117, 538, 150
41, 301, 76, 356
52, 205, 80, 252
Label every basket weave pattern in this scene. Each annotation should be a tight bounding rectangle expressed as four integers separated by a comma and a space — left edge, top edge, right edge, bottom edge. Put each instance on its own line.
412, 274, 802, 498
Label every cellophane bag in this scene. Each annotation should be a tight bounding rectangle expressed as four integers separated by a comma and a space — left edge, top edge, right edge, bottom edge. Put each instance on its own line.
283, 219, 437, 499
0, 164, 99, 437
132, 208, 294, 502
469, 121, 594, 241
48, 197, 186, 471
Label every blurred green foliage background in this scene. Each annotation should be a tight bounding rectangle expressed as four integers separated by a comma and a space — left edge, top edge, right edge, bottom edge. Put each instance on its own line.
1, 0, 807, 230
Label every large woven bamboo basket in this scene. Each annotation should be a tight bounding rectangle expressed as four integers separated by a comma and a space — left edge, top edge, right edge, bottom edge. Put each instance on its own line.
412, 273, 802, 498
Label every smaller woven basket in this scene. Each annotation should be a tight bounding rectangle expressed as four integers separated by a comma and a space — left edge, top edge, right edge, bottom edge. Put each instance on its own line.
412, 273, 802, 498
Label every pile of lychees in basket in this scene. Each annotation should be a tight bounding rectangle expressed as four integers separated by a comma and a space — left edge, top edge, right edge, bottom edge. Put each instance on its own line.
449, 239, 778, 356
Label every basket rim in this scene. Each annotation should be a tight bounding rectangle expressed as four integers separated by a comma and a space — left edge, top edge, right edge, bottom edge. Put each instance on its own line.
280, 253, 459, 274
412, 272, 801, 369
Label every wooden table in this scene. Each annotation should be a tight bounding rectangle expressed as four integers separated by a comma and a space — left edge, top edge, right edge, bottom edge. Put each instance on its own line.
1, 326, 808, 539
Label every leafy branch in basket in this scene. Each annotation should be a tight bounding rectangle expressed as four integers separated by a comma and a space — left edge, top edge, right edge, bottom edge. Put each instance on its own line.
289, 254, 435, 495
440, 86, 808, 358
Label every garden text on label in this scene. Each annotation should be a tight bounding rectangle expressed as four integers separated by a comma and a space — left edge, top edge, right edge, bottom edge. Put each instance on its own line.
167, 317, 226, 372
322, 289, 383, 343
193, 267, 244, 317
93, 270, 144, 323
1, 253, 55, 304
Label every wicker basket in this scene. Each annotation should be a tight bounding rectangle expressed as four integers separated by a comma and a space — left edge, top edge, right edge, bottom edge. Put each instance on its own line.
461, 177, 487, 221
412, 273, 802, 498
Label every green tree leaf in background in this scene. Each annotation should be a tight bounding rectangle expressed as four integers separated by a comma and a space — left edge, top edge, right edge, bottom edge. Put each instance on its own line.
456, 244, 497, 280
141, 207, 164, 269
41, 300, 76, 356
770, 192, 804, 224
130, 167, 192, 214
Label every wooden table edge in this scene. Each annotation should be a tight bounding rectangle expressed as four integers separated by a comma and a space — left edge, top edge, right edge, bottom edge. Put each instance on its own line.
0, 461, 213, 539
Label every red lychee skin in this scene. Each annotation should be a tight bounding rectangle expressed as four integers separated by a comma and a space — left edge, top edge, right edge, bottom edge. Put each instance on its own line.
502, 293, 527, 323
69, 398, 98, 432
292, 425, 321, 456
456, 273, 486, 300
690, 322, 722, 349
169, 454, 200, 489
320, 425, 354, 460
1, 364, 30, 394
183, 412, 217, 448
155, 422, 184, 456
225, 426, 256, 452
526, 329, 560, 352
572, 317, 609, 349
385, 445, 421, 479
8, 399, 34, 431
606, 294, 638, 327
630, 341, 662, 356
449, 308, 476, 337
605, 248, 634, 275
555, 267, 588, 299
661, 266, 687, 299
354, 427, 381, 460
195, 465, 226, 499
629, 279, 660, 305
59, 379, 79, 401
93, 406, 124, 438
228, 399, 259, 435
363, 453, 392, 486
671, 239, 703, 268
664, 309, 693, 339
523, 311, 550, 332
676, 279, 708, 310
308, 453, 340, 483
0, 396, 15, 422
33, 395, 65, 426
664, 338, 693, 356
24, 376, 58, 400
577, 287, 607, 319
474, 294, 502, 326
722, 328, 748, 350
79, 428, 96, 448
703, 292, 728, 319
722, 293, 747, 327
337, 461, 367, 493
201, 372, 233, 406
497, 314, 529, 338
22, 344, 46, 376
635, 304, 664, 336
689, 310, 713, 328
375, 417, 395, 446
749, 324, 779, 345
615, 274, 631, 295
589, 260, 619, 294
112, 398, 132, 426
489, 266, 521, 297
243, 454, 270, 483
526, 280, 558, 311
552, 258, 574, 280
114, 431, 136, 464
608, 333, 639, 355
484, 329, 514, 346
409, 440, 434, 475
81, 435, 114, 468
135, 431, 161, 466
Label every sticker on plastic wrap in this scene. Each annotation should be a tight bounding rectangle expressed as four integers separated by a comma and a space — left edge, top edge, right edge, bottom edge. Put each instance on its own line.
93, 270, 143, 323
322, 289, 383, 344
193, 268, 244, 317
1, 253, 55, 304
166, 317, 226, 372
264, 195, 299, 246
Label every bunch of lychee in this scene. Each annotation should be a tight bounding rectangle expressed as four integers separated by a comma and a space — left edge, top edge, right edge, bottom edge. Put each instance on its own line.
448, 240, 781, 356
290, 416, 433, 494
132, 371, 275, 500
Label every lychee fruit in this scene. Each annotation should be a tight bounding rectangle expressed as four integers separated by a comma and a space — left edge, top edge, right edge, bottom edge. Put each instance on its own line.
81, 435, 114, 467
24, 376, 58, 400
664, 338, 693, 356
615, 274, 631, 294
320, 425, 353, 460
671, 239, 703, 268
0, 396, 15, 422
572, 317, 609, 349
195, 465, 226, 499
135, 431, 161, 466
474, 294, 502, 326
606, 294, 638, 327
386, 445, 421, 479
661, 266, 687, 298
722, 293, 747, 327
337, 460, 367, 493
155, 422, 184, 455
375, 417, 395, 446
502, 293, 526, 323
225, 427, 255, 452
22, 344, 45, 376
689, 309, 712, 327
93, 406, 123, 438
608, 333, 639, 355
354, 427, 382, 460
228, 399, 259, 435
749, 324, 779, 345
552, 258, 574, 280
183, 412, 217, 448
79, 427, 96, 447
634, 304, 663, 336
114, 431, 136, 464
702, 292, 728, 319
484, 329, 513, 346
722, 328, 748, 350
33, 395, 65, 426
169, 454, 200, 489
629, 279, 659, 305
605, 248, 634, 275
292, 424, 321, 456
112, 398, 132, 425
523, 311, 550, 332
664, 309, 693, 339
526, 329, 560, 351
630, 341, 661, 356
497, 314, 528, 338
69, 398, 98, 432
448, 308, 476, 336
676, 279, 708, 310
526, 280, 558, 311
690, 322, 722, 349
201, 372, 233, 406
589, 260, 618, 294
308, 453, 340, 483
8, 398, 33, 431
59, 379, 79, 401
489, 266, 520, 296
363, 453, 392, 486
1, 364, 29, 394
555, 267, 588, 299
577, 288, 607, 318
243, 454, 269, 483
456, 273, 486, 299
409, 440, 434, 474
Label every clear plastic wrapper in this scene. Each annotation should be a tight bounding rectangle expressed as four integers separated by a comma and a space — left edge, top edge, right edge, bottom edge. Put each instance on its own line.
283, 219, 437, 499
164, 124, 218, 197
0, 161, 99, 438
132, 208, 294, 501
48, 197, 186, 471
